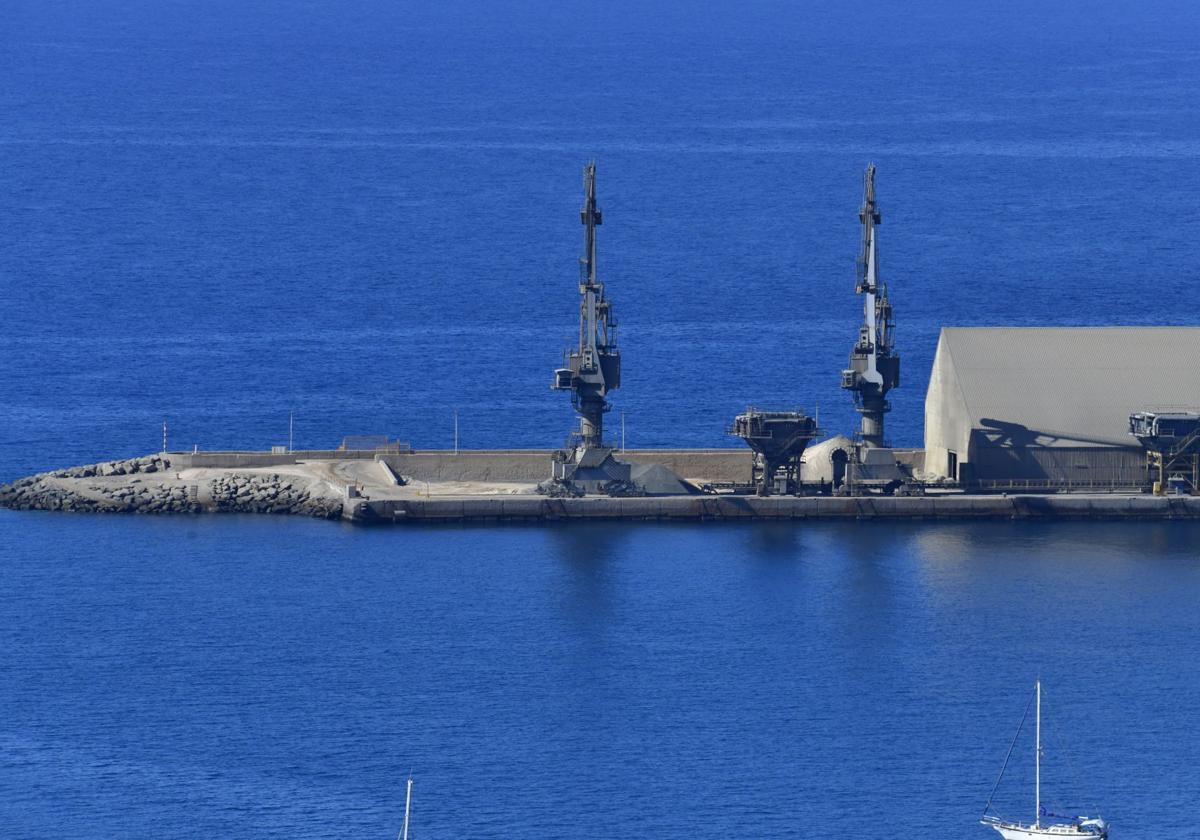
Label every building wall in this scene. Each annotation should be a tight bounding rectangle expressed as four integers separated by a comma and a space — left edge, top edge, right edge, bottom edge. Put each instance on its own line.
923, 333, 972, 480
969, 439, 1148, 487
922, 326, 1172, 486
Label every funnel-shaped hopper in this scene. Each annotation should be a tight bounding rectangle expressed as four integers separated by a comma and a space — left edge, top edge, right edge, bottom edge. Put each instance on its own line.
730, 408, 819, 495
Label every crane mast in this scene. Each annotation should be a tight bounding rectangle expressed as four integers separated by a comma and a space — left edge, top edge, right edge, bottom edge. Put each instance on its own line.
841, 163, 899, 447
552, 161, 620, 453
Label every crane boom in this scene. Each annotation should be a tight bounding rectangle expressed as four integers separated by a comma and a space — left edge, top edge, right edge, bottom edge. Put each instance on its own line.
841, 163, 899, 447
552, 161, 621, 452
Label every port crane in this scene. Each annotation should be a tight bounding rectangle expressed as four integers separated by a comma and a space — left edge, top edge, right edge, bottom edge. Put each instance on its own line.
552, 162, 621, 452
842, 163, 900, 447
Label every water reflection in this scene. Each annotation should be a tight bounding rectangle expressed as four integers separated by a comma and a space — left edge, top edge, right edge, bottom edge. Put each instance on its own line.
545, 522, 631, 629
910, 521, 1200, 590
741, 521, 803, 558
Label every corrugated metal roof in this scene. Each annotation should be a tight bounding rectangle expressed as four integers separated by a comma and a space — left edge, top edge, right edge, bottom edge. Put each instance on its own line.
940, 327, 1200, 447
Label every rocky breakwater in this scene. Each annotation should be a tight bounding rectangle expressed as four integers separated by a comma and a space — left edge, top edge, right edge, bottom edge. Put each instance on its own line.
0, 455, 186, 513
208, 473, 342, 518
0, 456, 342, 519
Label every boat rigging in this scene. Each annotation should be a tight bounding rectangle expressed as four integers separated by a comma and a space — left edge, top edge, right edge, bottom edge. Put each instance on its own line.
980, 681, 1108, 839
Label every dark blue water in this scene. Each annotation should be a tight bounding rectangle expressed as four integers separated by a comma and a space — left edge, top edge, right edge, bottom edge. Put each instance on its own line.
2, 516, 1199, 839
3, 2, 1200, 837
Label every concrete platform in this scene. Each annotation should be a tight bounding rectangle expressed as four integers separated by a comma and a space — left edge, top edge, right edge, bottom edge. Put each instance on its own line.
4, 450, 1197, 524
168, 448, 754, 485
357, 492, 1200, 524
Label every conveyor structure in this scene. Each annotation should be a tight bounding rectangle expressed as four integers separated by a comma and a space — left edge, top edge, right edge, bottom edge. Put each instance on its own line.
730, 408, 819, 496
1130, 410, 1200, 495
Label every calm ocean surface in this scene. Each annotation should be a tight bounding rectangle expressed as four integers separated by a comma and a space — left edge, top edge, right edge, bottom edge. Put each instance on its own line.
2, 1, 1199, 837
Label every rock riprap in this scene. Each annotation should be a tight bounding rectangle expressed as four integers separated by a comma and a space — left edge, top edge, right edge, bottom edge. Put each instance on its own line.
209, 473, 342, 518
0, 457, 342, 519
85, 480, 203, 514
53, 454, 172, 478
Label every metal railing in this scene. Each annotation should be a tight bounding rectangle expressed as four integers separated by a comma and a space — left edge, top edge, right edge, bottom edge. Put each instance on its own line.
970, 477, 1149, 493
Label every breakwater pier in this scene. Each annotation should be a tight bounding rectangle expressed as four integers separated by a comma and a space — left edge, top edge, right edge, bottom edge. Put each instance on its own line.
5, 166, 1195, 524
3, 449, 1197, 524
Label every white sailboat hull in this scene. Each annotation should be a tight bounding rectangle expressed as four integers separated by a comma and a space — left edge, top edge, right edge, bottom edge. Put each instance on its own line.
980, 682, 1108, 840
985, 820, 1107, 839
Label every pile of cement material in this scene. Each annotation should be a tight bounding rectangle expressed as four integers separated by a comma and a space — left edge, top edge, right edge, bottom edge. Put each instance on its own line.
538, 457, 698, 497
628, 462, 700, 496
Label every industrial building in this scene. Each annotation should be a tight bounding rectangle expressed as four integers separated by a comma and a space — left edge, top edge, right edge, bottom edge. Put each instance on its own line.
923, 326, 1200, 488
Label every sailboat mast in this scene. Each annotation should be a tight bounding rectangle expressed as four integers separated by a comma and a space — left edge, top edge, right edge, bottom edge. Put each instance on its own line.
402, 776, 413, 840
1035, 680, 1041, 829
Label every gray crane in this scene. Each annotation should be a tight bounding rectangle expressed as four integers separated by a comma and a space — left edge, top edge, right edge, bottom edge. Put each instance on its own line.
552, 162, 621, 453
841, 164, 899, 447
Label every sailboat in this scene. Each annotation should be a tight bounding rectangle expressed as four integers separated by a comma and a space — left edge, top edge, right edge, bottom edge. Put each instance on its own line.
981, 681, 1108, 839
397, 775, 414, 840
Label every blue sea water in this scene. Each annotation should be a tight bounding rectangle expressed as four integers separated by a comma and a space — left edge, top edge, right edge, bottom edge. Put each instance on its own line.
2, 1, 1200, 837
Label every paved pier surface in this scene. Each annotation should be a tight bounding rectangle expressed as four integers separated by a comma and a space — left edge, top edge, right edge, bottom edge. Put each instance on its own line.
168, 448, 754, 484
3, 450, 1196, 523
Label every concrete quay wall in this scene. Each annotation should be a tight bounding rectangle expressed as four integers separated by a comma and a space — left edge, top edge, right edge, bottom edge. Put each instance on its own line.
360, 493, 1200, 524
168, 450, 386, 469
380, 450, 555, 482
5, 452, 1194, 524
